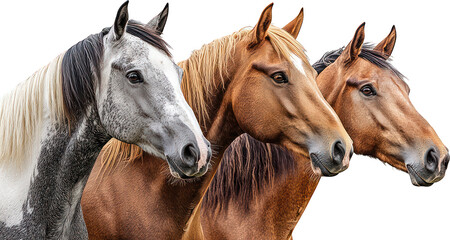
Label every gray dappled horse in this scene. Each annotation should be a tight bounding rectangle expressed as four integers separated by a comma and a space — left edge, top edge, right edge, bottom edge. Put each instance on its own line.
0, 2, 211, 239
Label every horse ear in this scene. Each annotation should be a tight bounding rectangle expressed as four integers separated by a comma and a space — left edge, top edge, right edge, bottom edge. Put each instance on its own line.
340, 22, 365, 64
147, 3, 169, 34
113, 1, 129, 40
374, 25, 396, 59
282, 8, 304, 39
249, 3, 273, 48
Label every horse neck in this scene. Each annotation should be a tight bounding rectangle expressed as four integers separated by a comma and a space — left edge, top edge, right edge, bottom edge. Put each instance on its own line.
130, 111, 236, 239
27, 106, 109, 238
260, 156, 320, 238
201, 156, 320, 240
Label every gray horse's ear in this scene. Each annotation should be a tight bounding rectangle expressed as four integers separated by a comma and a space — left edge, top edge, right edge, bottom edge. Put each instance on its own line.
147, 3, 169, 34
114, 1, 129, 40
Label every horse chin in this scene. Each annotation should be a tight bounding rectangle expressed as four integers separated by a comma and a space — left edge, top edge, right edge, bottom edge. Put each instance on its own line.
165, 156, 210, 180
310, 153, 339, 177
406, 165, 434, 187
166, 158, 193, 180
168, 167, 194, 180
196, 162, 211, 177
165, 163, 207, 186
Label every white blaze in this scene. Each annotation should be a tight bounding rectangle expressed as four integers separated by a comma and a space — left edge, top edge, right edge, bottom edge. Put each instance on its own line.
147, 45, 209, 172
291, 54, 307, 76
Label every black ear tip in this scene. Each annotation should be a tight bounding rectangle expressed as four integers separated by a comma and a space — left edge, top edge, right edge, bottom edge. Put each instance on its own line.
117, 0, 129, 18
165, 2, 169, 8
114, 0, 130, 38
264, 2, 274, 11
297, 7, 304, 17
357, 22, 366, 34
117, 1, 129, 15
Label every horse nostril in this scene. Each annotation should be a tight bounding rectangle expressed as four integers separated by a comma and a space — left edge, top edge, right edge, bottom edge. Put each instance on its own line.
425, 148, 439, 173
442, 154, 450, 170
181, 143, 199, 167
332, 140, 345, 165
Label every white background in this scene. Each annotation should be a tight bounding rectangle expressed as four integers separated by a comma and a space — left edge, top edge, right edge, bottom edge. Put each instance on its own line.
0, 0, 448, 239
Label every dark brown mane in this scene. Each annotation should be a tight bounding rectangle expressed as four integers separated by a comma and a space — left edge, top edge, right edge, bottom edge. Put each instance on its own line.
61, 20, 171, 125
61, 31, 104, 125
203, 134, 296, 212
126, 20, 171, 57
312, 43, 405, 80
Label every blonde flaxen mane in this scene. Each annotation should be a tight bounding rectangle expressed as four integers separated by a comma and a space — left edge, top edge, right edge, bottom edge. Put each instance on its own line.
0, 54, 66, 168
100, 26, 310, 174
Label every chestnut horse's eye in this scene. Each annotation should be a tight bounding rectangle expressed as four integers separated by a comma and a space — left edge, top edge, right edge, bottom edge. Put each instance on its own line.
126, 71, 143, 84
271, 72, 288, 84
360, 84, 377, 96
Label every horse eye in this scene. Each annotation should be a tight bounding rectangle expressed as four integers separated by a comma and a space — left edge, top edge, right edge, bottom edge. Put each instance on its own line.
360, 84, 377, 96
126, 71, 143, 84
271, 72, 288, 84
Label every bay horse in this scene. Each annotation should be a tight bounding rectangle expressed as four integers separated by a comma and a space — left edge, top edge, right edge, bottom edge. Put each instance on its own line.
0, 2, 211, 239
81, 4, 353, 240
201, 23, 449, 239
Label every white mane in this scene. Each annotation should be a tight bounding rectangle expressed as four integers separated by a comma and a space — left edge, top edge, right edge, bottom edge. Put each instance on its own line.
0, 53, 66, 168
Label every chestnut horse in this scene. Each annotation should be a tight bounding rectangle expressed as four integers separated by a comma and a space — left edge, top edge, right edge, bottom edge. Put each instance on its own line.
201, 23, 449, 239
81, 4, 353, 240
